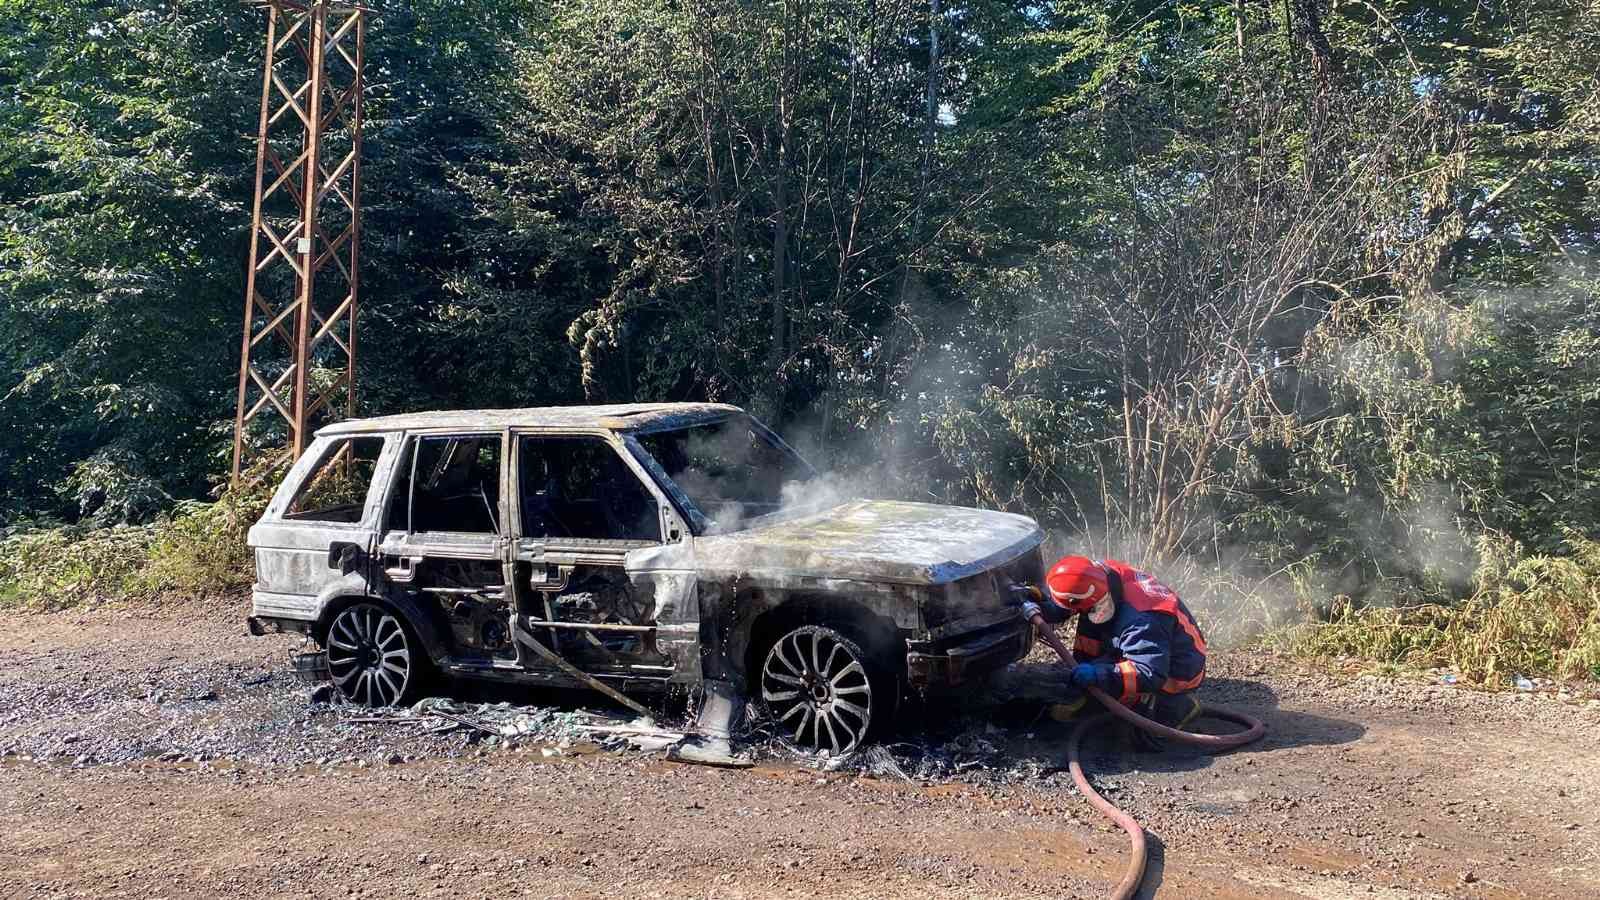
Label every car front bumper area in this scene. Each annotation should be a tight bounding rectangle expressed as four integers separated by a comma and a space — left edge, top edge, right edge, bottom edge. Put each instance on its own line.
905, 608, 1034, 689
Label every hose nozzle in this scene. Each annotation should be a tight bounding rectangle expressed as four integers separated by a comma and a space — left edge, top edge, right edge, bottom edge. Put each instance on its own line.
1008, 582, 1043, 604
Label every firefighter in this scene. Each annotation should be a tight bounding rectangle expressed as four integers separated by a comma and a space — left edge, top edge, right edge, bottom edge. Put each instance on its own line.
1016, 556, 1207, 750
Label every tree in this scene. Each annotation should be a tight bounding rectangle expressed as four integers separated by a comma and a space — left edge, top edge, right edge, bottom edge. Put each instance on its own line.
0, 0, 544, 524
0, 0, 259, 523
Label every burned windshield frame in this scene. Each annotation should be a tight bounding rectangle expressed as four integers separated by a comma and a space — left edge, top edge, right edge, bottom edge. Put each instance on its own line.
624, 415, 816, 536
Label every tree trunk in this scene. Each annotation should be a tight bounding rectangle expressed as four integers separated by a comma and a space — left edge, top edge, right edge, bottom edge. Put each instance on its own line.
769, 0, 797, 380
1234, 0, 1247, 59
917, 0, 940, 233
771, 125, 788, 376
884, 0, 941, 397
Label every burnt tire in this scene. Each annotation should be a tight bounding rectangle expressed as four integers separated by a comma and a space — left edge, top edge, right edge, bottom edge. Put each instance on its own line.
325, 602, 426, 707
757, 624, 891, 755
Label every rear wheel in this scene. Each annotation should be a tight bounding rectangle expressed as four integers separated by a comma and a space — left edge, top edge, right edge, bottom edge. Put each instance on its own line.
758, 624, 886, 754
326, 602, 423, 707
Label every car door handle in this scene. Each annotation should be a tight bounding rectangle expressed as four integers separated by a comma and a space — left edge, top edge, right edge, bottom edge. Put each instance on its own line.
382, 554, 420, 583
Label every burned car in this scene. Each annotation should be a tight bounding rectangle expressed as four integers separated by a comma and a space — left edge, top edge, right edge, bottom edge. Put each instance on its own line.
247, 404, 1042, 754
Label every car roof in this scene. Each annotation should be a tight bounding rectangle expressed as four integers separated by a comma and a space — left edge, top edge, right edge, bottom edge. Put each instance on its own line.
317, 403, 744, 436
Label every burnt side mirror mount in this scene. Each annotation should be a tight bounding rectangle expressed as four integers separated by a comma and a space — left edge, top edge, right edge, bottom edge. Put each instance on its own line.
662, 507, 684, 543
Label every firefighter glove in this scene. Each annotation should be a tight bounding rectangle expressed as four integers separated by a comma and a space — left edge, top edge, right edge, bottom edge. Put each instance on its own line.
1070, 663, 1103, 688
1021, 601, 1043, 622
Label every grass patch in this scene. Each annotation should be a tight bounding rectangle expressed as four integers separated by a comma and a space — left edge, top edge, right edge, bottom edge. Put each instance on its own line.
1278, 531, 1600, 686
0, 485, 269, 612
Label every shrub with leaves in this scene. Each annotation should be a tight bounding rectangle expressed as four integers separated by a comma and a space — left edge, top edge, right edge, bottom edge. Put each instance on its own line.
0, 524, 154, 609
1284, 531, 1600, 685
0, 480, 269, 610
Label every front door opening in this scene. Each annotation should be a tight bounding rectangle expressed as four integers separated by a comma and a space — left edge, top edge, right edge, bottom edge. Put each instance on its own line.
516, 435, 669, 675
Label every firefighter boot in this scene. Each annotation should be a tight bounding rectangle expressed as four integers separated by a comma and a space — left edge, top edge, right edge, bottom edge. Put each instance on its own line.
1130, 691, 1203, 753
1048, 686, 1091, 722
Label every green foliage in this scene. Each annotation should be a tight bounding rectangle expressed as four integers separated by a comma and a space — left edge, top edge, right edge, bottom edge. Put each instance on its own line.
0, 481, 267, 610
0, 0, 259, 523
905, 0, 1600, 615
0, 0, 542, 526
1, 0, 1598, 683
0, 524, 154, 609
135, 485, 269, 598
1456, 270, 1600, 549
1283, 532, 1600, 685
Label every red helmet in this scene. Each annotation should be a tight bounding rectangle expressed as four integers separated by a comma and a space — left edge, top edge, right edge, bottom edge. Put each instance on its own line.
1045, 556, 1109, 613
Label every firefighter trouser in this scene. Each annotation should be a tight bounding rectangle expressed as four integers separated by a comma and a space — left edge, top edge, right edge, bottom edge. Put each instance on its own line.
1048, 686, 1202, 735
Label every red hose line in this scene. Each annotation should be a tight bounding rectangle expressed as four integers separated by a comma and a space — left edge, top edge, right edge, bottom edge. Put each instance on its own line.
1067, 686, 1266, 900
1067, 712, 1147, 900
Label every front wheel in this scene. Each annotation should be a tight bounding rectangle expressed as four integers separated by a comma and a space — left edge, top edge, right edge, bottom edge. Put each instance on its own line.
325, 602, 425, 707
758, 625, 887, 755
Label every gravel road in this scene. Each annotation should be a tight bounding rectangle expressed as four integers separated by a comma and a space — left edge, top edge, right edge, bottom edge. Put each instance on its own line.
1, 600, 1597, 899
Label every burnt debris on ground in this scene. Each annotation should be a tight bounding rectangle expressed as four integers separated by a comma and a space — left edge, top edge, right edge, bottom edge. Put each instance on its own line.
0, 640, 1129, 789
5, 629, 1596, 803
330, 690, 1069, 786
348, 697, 689, 754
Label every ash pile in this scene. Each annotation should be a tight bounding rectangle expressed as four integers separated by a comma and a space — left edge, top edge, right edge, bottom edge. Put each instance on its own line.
743, 714, 1068, 786
345, 697, 690, 754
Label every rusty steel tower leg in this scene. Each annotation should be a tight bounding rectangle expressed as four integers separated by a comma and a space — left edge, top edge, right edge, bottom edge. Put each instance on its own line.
233, 0, 365, 482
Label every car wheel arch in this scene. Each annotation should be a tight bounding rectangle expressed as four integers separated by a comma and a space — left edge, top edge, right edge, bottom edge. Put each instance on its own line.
742, 594, 906, 748
316, 592, 449, 666
740, 593, 904, 685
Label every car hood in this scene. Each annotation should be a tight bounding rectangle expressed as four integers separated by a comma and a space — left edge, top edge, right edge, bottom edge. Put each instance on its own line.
638, 499, 1043, 586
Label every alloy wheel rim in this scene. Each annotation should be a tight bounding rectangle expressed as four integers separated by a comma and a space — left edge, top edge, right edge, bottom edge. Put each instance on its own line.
326, 604, 411, 707
760, 628, 872, 754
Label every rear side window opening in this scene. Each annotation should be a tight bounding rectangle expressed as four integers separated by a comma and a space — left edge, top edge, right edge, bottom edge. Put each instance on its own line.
385, 434, 503, 535
283, 436, 386, 523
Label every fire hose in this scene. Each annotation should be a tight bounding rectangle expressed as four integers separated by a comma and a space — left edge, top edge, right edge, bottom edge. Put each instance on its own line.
1068, 686, 1266, 900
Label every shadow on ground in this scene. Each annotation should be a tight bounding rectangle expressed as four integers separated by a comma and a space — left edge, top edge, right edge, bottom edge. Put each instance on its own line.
906, 671, 1365, 781
917, 672, 1368, 899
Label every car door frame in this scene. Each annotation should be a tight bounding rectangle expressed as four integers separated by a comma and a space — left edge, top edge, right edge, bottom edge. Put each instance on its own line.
372, 428, 513, 661
505, 427, 691, 683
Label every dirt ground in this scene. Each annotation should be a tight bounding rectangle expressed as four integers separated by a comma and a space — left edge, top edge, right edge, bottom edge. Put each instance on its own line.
1, 601, 1597, 899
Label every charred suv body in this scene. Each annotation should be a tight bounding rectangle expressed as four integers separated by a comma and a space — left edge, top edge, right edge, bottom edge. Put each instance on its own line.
247, 404, 1042, 753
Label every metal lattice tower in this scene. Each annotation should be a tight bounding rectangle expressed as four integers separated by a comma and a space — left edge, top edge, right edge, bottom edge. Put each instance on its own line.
233, 0, 365, 481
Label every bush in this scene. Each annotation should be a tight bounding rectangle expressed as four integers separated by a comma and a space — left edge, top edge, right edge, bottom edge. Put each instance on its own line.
1281, 531, 1600, 685
0, 524, 155, 609
134, 488, 269, 598
0, 482, 270, 611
